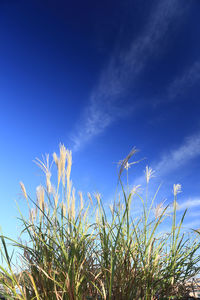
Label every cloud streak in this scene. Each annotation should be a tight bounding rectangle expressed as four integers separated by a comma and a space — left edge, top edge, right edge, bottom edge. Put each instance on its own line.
71, 0, 185, 151
178, 197, 200, 211
168, 60, 200, 100
155, 132, 200, 176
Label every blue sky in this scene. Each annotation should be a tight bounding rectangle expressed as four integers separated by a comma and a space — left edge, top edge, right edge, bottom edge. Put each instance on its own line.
0, 0, 200, 240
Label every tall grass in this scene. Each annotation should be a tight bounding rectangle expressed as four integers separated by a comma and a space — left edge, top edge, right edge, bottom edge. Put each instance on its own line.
0, 145, 199, 299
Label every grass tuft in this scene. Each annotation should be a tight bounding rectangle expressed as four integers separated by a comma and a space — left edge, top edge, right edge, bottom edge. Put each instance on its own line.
0, 144, 199, 300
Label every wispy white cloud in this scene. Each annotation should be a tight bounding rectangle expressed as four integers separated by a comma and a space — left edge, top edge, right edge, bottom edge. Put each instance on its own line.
155, 132, 200, 176
71, 0, 185, 151
168, 60, 200, 100
178, 197, 200, 211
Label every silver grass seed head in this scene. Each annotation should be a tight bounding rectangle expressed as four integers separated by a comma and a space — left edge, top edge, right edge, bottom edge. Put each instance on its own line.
145, 166, 155, 184
20, 182, 28, 200
173, 183, 182, 197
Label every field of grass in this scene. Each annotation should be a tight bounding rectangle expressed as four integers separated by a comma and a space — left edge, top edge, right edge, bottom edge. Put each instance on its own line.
0, 144, 200, 300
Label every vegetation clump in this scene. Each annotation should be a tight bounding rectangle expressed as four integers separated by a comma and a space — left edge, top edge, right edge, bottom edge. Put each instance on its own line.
0, 145, 199, 300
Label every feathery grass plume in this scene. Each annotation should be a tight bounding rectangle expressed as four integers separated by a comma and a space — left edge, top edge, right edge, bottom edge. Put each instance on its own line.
173, 183, 182, 197
20, 182, 27, 200
53, 151, 61, 188
78, 191, 84, 211
66, 149, 72, 184
59, 144, 67, 186
54, 193, 59, 208
94, 192, 101, 206
145, 165, 155, 184
118, 147, 138, 179
53, 143, 68, 188
46, 171, 51, 194
34, 154, 52, 194
44, 202, 49, 215
153, 201, 166, 219
36, 185, 45, 212
131, 184, 141, 195
29, 209, 34, 224
87, 192, 93, 206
